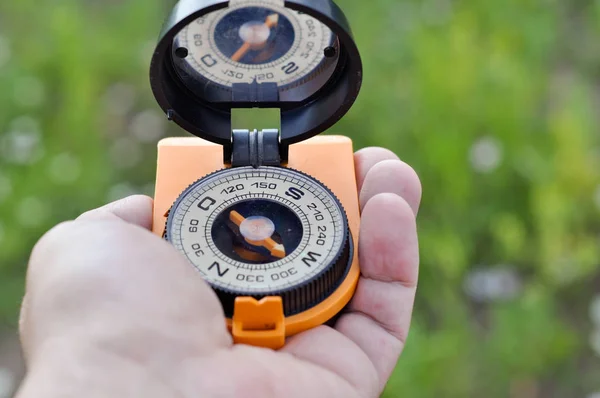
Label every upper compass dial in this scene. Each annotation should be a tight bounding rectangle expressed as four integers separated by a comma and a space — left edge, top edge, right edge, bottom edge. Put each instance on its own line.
172, 0, 339, 91
150, 0, 363, 145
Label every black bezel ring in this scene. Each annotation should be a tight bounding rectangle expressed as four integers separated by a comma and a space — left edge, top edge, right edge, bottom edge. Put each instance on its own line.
163, 166, 353, 317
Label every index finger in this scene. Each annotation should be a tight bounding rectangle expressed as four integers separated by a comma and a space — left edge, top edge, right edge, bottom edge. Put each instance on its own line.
354, 147, 421, 213
334, 147, 421, 391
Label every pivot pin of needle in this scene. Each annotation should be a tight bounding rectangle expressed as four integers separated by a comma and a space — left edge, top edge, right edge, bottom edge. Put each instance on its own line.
240, 216, 276, 241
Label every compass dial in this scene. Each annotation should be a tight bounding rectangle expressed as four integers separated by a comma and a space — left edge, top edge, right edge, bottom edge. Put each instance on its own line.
165, 166, 351, 317
172, 0, 340, 98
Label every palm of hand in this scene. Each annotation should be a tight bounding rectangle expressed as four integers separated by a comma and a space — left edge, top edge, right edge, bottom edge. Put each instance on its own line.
17, 148, 421, 398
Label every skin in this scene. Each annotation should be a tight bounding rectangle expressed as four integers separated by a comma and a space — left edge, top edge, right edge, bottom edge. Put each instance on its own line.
15, 147, 422, 398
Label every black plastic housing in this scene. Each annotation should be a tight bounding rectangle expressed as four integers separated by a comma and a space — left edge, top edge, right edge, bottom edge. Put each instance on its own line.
149, 0, 363, 151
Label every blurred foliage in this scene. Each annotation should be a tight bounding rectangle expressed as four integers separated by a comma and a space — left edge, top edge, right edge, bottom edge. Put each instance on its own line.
1, 0, 599, 396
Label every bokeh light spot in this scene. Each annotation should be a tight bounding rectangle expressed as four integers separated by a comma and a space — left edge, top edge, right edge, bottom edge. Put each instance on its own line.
49, 153, 81, 184
590, 329, 600, 357
469, 136, 503, 173
590, 295, 600, 327
130, 109, 166, 142
103, 83, 136, 117
420, 0, 453, 26
16, 197, 49, 228
1, 117, 44, 165
463, 265, 522, 303
139, 40, 156, 67
107, 183, 138, 203
594, 185, 600, 211
110, 137, 142, 169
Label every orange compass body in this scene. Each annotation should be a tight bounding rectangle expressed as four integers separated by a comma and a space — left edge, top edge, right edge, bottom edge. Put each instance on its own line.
152, 136, 360, 348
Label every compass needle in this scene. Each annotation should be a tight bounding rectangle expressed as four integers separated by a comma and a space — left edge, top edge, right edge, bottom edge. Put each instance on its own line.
263, 237, 286, 259
231, 42, 252, 62
229, 210, 246, 226
231, 13, 279, 62
265, 13, 279, 28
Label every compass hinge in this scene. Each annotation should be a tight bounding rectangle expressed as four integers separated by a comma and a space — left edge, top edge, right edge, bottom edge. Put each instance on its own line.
230, 129, 281, 168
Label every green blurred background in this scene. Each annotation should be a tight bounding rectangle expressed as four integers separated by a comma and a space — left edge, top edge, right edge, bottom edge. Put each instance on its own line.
1, 0, 599, 396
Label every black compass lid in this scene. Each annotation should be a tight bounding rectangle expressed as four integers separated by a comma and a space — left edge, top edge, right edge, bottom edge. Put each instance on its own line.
149, 0, 363, 148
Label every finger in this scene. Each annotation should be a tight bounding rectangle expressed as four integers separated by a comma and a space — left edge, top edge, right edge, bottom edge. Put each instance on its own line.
21, 218, 231, 366
359, 159, 421, 214
77, 195, 154, 229
354, 147, 399, 193
336, 193, 419, 392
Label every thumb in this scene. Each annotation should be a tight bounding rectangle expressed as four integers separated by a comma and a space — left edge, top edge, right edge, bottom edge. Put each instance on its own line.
20, 199, 231, 369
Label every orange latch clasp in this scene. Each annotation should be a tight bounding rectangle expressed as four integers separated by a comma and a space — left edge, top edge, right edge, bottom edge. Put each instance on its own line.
232, 296, 286, 349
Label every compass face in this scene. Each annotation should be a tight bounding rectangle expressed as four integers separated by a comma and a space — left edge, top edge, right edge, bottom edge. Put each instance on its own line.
172, 0, 340, 100
165, 167, 349, 302
211, 199, 304, 264
212, 8, 296, 67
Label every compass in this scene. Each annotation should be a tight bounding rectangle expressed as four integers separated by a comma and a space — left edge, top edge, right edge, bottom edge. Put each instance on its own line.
165, 166, 351, 318
150, 0, 363, 349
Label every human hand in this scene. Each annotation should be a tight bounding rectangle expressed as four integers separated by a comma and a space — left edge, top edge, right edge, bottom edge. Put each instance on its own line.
16, 147, 421, 398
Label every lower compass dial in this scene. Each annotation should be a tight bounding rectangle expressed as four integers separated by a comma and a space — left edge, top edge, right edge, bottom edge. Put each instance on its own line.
164, 167, 352, 317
